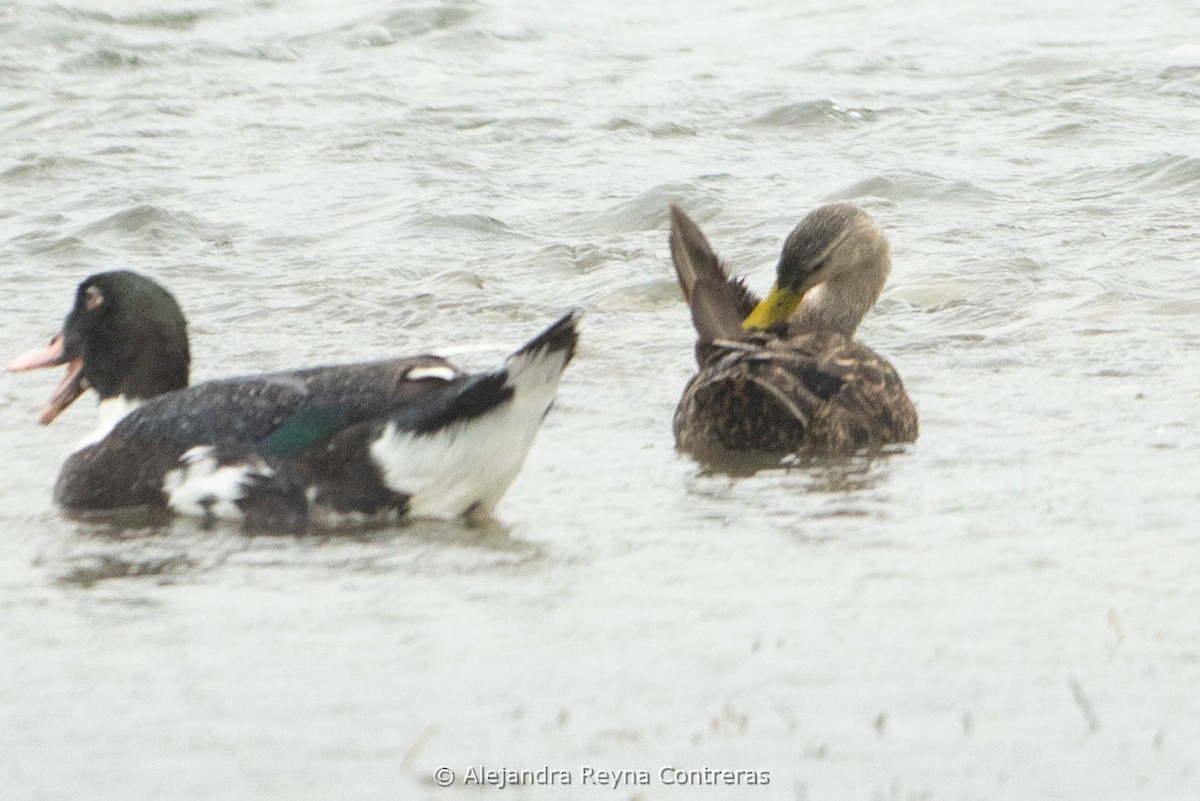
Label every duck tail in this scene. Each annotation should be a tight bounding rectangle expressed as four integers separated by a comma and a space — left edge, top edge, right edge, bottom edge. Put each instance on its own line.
365, 310, 581, 519
502, 307, 581, 387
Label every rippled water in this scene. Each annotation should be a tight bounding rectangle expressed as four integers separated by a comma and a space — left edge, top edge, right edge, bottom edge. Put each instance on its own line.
3, 0, 1200, 798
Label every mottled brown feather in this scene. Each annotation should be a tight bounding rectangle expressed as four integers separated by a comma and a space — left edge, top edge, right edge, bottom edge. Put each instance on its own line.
668, 207, 918, 458
668, 205, 760, 347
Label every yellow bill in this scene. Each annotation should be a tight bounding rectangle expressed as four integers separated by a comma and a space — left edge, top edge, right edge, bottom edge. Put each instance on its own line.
742, 284, 804, 330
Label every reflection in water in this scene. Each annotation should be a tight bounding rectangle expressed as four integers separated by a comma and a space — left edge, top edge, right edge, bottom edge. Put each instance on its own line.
689, 446, 909, 492
794, 450, 907, 495
43, 514, 542, 590
55, 552, 200, 590
681, 448, 913, 545
46, 520, 242, 590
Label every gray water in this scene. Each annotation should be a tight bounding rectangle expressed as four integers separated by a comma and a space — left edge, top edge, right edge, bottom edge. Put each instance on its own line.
2, 0, 1200, 798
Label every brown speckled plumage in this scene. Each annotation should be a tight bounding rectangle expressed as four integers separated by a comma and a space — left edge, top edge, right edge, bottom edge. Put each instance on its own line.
669, 205, 918, 458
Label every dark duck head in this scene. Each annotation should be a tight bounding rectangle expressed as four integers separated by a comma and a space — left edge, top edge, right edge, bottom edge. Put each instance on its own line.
9, 271, 190, 423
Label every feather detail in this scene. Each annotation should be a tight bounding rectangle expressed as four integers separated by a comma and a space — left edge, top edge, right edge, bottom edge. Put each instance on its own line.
669, 206, 760, 346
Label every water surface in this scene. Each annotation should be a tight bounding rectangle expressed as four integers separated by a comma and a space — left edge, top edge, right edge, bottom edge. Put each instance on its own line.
2, 0, 1200, 798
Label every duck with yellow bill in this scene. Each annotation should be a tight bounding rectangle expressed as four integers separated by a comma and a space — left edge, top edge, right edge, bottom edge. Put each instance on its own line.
668, 203, 918, 458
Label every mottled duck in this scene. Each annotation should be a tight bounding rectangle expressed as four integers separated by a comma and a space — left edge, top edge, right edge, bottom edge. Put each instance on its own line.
669, 203, 918, 458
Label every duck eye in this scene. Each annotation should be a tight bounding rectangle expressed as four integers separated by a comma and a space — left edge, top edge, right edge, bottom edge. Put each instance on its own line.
84, 285, 104, 310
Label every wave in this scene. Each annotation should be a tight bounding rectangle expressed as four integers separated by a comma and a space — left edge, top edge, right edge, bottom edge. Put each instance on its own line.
825, 172, 1005, 205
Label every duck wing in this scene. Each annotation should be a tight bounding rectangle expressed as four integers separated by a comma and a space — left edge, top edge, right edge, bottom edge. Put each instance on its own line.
54, 356, 461, 513
106, 356, 458, 446
669, 206, 760, 348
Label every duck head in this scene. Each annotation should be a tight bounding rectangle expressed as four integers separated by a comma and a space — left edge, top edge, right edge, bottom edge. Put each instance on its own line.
9, 271, 190, 424
741, 203, 891, 337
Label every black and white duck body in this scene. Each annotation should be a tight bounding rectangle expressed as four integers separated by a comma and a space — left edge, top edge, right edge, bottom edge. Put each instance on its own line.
10, 271, 580, 533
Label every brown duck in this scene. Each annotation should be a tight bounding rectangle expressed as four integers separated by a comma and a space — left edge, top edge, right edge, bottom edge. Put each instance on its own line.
669, 203, 918, 458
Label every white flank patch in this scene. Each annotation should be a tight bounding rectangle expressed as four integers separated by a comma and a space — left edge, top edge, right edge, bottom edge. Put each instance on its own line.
406, 365, 458, 382
162, 445, 275, 522
369, 343, 570, 519
74, 395, 142, 452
